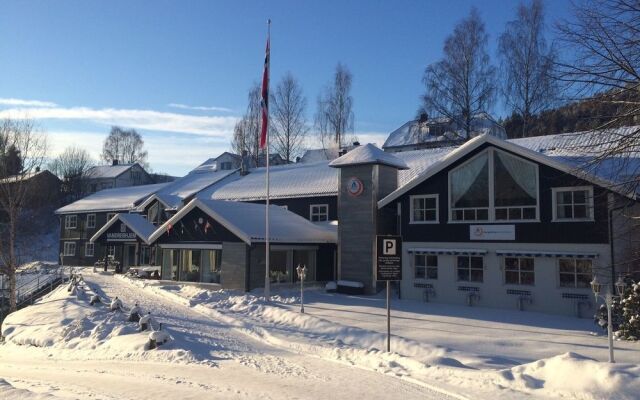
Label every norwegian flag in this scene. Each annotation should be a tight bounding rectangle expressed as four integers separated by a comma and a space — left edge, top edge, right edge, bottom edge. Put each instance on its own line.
204, 220, 212, 234
259, 23, 270, 150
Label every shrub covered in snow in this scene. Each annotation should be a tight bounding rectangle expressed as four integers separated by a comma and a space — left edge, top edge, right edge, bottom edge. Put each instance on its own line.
616, 281, 640, 341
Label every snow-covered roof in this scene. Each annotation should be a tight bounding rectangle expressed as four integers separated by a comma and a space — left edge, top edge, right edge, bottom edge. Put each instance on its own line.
136, 168, 238, 211
0, 169, 60, 184
329, 143, 409, 169
86, 163, 141, 179
378, 131, 640, 208
55, 183, 167, 214
90, 213, 157, 244
208, 161, 338, 201
149, 198, 337, 245
383, 113, 506, 149
299, 148, 339, 163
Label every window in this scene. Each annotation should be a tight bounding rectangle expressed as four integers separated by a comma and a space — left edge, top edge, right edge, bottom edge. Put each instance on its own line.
559, 258, 593, 288
64, 215, 77, 230
504, 257, 535, 285
140, 246, 151, 265
107, 213, 117, 222
86, 214, 96, 229
449, 149, 538, 222
414, 254, 438, 279
410, 195, 439, 223
457, 256, 484, 282
310, 204, 329, 222
85, 243, 94, 257
108, 245, 116, 258
202, 249, 222, 283
221, 161, 232, 170
552, 187, 594, 221
101, 182, 113, 190
63, 242, 76, 256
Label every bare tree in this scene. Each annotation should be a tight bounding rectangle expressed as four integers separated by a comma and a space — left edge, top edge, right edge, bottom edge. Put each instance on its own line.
101, 126, 148, 167
498, 0, 558, 138
231, 83, 262, 165
421, 8, 496, 139
554, 0, 640, 190
315, 63, 355, 149
0, 118, 47, 312
48, 146, 94, 201
270, 73, 308, 162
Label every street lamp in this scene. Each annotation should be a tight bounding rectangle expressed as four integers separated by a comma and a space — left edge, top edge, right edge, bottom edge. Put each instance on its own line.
296, 264, 307, 314
590, 275, 627, 363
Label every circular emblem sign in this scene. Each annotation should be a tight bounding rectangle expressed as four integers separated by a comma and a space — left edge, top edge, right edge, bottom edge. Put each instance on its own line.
346, 177, 364, 197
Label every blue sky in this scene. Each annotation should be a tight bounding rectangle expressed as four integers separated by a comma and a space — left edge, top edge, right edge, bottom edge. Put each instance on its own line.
0, 0, 573, 176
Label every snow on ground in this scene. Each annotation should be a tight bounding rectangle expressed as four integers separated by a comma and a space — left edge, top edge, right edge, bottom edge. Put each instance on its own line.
126, 279, 640, 400
0, 270, 458, 400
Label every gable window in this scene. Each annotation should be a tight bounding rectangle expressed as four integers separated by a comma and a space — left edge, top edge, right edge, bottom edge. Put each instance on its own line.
64, 215, 77, 230
310, 204, 329, 222
85, 243, 94, 257
559, 258, 592, 288
86, 214, 96, 229
410, 195, 439, 223
449, 149, 538, 222
552, 186, 594, 221
457, 255, 484, 282
415, 254, 438, 279
63, 242, 76, 256
504, 257, 535, 285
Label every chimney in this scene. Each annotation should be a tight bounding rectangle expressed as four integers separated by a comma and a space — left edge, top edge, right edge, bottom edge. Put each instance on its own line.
240, 150, 250, 176
352, 141, 360, 146
295, 156, 301, 163
35, 166, 41, 172
112, 159, 119, 166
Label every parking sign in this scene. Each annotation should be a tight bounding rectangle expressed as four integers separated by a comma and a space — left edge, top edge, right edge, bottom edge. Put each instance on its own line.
376, 235, 402, 281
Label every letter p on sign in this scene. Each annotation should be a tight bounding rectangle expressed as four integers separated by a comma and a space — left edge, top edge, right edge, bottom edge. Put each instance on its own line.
383, 239, 396, 256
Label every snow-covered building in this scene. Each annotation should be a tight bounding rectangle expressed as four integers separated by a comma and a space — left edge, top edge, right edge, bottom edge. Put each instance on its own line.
55, 126, 640, 317
85, 161, 154, 194
383, 113, 507, 153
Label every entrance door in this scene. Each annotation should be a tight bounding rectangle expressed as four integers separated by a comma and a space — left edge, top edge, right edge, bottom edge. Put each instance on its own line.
123, 244, 136, 272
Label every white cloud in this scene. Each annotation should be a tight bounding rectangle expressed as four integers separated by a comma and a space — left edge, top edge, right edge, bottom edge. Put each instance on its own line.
47, 130, 229, 176
0, 98, 57, 107
0, 106, 239, 137
168, 103, 234, 113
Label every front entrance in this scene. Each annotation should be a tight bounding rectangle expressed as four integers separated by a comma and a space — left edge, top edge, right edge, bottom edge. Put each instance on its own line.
123, 244, 136, 272
161, 247, 222, 283
269, 248, 316, 284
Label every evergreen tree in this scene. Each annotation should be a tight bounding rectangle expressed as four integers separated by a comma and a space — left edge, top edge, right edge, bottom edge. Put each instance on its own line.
616, 280, 640, 341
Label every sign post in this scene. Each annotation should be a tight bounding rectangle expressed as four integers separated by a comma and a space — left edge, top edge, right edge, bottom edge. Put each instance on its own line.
376, 235, 402, 352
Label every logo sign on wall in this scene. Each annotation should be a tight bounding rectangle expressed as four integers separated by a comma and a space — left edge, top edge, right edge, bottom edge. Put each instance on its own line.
346, 177, 364, 197
376, 235, 402, 281
470, 225, 515, 241
106, 223, 137, 241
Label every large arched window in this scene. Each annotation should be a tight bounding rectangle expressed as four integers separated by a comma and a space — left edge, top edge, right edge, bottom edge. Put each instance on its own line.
449, 149, 538, 222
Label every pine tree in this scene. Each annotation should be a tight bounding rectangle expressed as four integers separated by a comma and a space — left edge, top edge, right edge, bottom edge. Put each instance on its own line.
616, 280, 640, 341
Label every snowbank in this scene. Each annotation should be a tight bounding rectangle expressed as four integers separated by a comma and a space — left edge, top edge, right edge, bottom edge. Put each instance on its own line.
0, 379, 58, 400
125, 277, 640, 400
1, 277, 189, 365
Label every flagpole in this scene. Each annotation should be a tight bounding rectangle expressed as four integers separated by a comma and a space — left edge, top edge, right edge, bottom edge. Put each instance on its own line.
264, 19, 271, 301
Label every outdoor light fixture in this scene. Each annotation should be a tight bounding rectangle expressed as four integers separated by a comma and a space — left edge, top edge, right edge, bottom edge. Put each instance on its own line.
296, 264, 307, 314
591, 274, 625, 363
615, 276, 627, 297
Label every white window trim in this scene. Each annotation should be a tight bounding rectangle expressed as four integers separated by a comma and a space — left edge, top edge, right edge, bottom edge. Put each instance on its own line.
64, 215, 77, 230
502, 256, 535, 286
413, 253, 438, 280
447, 148, 540, 223
85, 242, 94, 257
551, 186, 595, 222
86, 214, 96, 229
557, 257, 594, 289
456, 255, 485, 283
409, 194, 439, 224
107, 245, 116, 258
309, 204, 329, 222
63, 241, 76, 256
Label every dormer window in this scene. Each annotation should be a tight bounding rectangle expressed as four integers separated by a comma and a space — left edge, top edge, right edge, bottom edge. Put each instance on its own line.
449, 149, 538, 222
